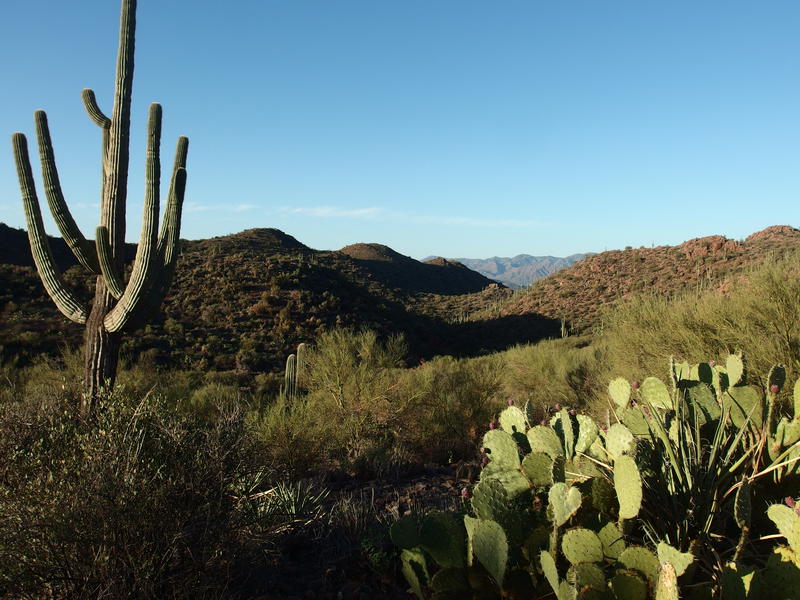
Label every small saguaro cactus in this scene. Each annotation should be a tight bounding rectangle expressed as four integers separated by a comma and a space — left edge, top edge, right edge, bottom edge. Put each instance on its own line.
11, 0, 189, 412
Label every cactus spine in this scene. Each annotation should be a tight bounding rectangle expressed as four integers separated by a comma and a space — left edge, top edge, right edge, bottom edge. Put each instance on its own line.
10, 0, 188, 411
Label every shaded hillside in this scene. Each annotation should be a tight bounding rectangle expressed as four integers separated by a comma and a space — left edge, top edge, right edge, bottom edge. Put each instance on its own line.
0, 226, 555, 376
436, 253, 590, 289
338, 243, 500, 295
490, 225, 800, 331
0, 222, 137, 269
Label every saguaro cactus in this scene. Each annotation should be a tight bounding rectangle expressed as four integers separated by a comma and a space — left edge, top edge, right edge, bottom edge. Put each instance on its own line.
11, 0, 188, 412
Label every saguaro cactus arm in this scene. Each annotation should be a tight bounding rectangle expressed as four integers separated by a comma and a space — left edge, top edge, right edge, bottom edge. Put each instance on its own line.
104, 103, 162, 333
95, 226, 125, 299
81, 89, 111, 128
34, 111, 100, 274
11, 133, 88, 324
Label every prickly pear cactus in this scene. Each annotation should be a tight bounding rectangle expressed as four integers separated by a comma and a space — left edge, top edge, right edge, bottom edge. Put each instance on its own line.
394, 360, 800, 599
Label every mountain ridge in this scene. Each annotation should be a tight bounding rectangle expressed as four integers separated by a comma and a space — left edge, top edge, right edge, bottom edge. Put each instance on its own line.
423, 253, 591, 288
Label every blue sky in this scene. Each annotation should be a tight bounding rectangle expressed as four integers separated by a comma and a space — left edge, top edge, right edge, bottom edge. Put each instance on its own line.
1, 1, 798, 259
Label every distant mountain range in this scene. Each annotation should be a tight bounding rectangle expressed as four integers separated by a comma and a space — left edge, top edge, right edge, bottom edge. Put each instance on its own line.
423, 254, 591, 289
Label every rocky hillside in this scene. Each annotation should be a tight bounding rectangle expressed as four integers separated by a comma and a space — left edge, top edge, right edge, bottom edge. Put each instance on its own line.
339, 243, 502, 294
489, 225, 800, 331
442, 253, 590, 289
0, 226, 553, 378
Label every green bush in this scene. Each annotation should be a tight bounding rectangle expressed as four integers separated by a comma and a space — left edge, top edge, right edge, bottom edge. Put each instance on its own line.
0, 389, 269, 599
397, 354, 504, 464
601, 258, 800, 395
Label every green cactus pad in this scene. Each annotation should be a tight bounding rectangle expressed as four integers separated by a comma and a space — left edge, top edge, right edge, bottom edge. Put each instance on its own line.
724, 385, 764, 431
610, 570, 648, 600
590, 477, 617, 516
696, 362, 714, 386
685, 381, 721, 424
655, 562, 679, 600
767, 504, 800, 551
598, 521, 626, 559
549, 483, 583, 527
490, 470, 532, 500
568, 562, 606, 593
609, 377, 632, 412
429, 568, 470, 595
621, 407, 650, 436
614, 455, 642, 520
559, 580, 578, 600
400, 548, 429, 600
757, 547, 800, 591
522, 452, 556, 488
420, 511, 467, 569
524, 400, 537, 428
734, 480, 751, 530
471, 519, 508, 586
782, 419, 800, 446
540, 550, 560, 597
390, 515, 420, 550
656, 542, 694, 576
575, 415, 600, 454
727, 354, 745, 387
768, 365, 787, 394
640, 377, 673, 410
562, 528, 604, 564
527, 426, 565, 458
482, 429, 521, 473
471, 478, 508, 522
572, 455, 602, 478
674, 360, 691, 383
618, 546, 660, 586
499, 405, 528, 435
606, 423, 635, 460
720, 562, 756, 599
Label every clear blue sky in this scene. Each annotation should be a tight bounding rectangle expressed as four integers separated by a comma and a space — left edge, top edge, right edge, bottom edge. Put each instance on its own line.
1, 1, 798, 259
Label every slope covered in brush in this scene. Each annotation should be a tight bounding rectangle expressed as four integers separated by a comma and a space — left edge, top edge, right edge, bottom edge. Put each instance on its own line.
487, 225, 800, 331
0, 226, 547, 373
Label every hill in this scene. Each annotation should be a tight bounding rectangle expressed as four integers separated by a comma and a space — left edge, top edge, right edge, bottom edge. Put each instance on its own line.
433, 253, 591, 288
339, 243, 499, 295
0, 225, 553, 378
489, 225, 800, 331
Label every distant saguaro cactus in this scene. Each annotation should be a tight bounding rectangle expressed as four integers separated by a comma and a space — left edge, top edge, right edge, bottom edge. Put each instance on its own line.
11, 0, 189, 413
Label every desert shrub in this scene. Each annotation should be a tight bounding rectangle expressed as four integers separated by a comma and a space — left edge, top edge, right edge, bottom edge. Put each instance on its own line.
499, 336, 605, 415
0, 388, 268, 599
185, 381, 240, 421
251, 328, 408, 476
396, 354, 504, 464
601, 257, 800, 400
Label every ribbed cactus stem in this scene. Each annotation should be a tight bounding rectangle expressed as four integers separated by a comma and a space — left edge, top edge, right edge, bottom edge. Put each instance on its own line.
101, 0, 136, 267
104, 102, 161, 333
157, 136, 189, 256
296, 342, 307, 390
285, 354, 297, 399
11, 133, 87, 324
95, 226, 125, 299
81, 89, 111, 128
34, 110, 100, 274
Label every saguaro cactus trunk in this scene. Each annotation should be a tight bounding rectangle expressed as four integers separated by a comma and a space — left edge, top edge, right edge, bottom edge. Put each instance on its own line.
11, 0, 189, 413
